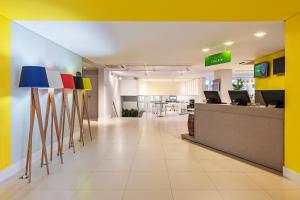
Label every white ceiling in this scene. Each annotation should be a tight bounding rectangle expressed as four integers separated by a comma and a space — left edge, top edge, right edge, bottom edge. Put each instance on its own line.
16, 21, 284, 78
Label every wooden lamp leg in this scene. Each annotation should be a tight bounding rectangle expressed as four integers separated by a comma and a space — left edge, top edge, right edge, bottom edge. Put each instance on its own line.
24, 91, 35, 183
62, 105, 65, 148
59, 90, 75, 153
82, 92, 92, 141
24, 88, 49, 183
41, 90, 63, 165
33, 89, 49, 175
86, 94, 92, 141
59, 93, 65, 152
50, 114, 53, 161
74, 90, 84, 146
49, 92, 63, 164
64, 92, 73, 152
41, 94, 51, 167
85, 93, 92, 140
70, 91, 77, 148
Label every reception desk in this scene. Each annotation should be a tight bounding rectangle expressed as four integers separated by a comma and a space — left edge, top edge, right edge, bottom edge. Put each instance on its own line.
182, 103, 284, 171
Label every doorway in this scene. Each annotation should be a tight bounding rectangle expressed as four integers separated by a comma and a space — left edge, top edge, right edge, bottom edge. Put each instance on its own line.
82, 69, 98, 120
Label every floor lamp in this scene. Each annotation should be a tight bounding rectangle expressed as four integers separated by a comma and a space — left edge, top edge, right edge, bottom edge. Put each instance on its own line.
40, 69, 64, 165
72, 76, 84, 146
82, 77, 92, 141
60, 74, 75, 153
19, 66, 50, 183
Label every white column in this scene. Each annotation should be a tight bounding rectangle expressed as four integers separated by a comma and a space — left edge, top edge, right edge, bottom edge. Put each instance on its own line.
98, 68, 105, 121
99, 69, 122, 120
214, 69, 232, 103
197, 78, 205, 103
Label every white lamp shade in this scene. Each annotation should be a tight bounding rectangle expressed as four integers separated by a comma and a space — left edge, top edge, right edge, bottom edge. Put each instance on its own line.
46, 69, 63, 89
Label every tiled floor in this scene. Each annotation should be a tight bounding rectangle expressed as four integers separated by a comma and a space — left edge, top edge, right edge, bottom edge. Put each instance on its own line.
1, 114, 300, 200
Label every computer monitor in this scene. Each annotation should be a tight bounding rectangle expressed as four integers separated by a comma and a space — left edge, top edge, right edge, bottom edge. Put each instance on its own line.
261, 90, 285, 108
189, 99, 195, 108
228, 90, 251, 106
169, 96, 177, 102
204, 91, 222, 104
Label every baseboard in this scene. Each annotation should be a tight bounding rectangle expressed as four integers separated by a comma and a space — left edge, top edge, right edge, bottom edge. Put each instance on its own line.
283, 166, 300, 186
0, 133, 77, 183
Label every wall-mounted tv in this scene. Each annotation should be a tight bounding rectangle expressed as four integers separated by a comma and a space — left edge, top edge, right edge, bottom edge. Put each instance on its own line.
273, 56, 285, 75
254, 62, 269, 78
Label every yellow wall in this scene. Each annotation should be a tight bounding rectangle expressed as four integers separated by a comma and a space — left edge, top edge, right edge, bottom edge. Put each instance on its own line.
0, 0, 299, 21
0, 14, 11, 170
285, 13, 300, 174
255, 50, 285, 90
0, 0, 299, 177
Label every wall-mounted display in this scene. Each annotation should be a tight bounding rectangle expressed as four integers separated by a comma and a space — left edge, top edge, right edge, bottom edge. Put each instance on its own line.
273, 56, 285, 75
254, 62, 269, 78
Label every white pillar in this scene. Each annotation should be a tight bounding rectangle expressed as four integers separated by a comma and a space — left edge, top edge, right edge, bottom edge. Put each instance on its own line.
98, 69, 122, 120
98, 68, 105, 121
197, 78, 205, 103
214, 69, 232, 103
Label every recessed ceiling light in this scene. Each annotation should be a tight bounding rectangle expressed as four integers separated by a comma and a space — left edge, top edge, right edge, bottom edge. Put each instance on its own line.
202, 48, 210, 52
254, 32, 267, 37
224, 41, 234, 46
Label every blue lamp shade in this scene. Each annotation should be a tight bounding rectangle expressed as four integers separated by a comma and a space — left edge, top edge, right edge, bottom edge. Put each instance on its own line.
73, 76, 84, 90
19, 66, 49, 88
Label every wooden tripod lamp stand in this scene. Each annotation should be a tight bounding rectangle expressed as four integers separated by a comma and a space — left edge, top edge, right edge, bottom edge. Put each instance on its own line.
60, 74, 75, 152
72, 75, 85, 146
19, 66, 50, 183
82, 77, 93, 141
41, 69, 64, 165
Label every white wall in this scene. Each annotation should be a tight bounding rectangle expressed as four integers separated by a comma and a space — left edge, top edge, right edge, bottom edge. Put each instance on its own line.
120, 79, 138, 96
11, 22, 82, 163
138, 79, 203, 96
98, 69, 121, 120
214, 69, 233, 103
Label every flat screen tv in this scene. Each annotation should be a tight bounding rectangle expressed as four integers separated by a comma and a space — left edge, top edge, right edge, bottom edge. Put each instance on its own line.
254, 62, 269, 78
169, 96, 177, 101
273, 56, 285, 75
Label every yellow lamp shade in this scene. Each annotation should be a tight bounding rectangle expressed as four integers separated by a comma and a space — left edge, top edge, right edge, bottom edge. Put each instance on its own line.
82, 78, 92, 90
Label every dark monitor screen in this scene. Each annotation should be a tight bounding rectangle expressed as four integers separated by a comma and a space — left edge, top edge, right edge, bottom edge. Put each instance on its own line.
273, 57, 285, 75
189, 99, 195, 108
189, 99, 195, 104
204, 91, 222, 104
261, 90, 285, 108
228, 90, 251, 106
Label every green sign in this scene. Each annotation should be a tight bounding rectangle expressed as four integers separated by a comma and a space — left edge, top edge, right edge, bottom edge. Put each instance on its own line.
205, 51, 231, 67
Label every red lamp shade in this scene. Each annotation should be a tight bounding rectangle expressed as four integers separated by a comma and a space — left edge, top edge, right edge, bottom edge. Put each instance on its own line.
60, 74, 75, 89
